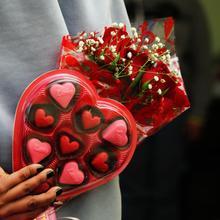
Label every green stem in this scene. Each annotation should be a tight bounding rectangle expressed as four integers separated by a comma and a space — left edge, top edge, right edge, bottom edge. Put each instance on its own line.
126, 60, 151, 96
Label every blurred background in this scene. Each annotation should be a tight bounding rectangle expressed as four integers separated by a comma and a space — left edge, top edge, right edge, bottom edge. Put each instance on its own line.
120, 0, 220, 219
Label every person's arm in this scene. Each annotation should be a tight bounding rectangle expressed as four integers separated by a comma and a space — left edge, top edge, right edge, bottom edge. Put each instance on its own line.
0, 1, 130, 219
58, 0, 130, 35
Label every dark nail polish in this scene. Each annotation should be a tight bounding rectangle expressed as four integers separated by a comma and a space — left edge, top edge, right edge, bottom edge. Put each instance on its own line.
50, 198, 56, 205
56, 188, 63, 196
36, 166, 44, 173
47, 170, 55, 179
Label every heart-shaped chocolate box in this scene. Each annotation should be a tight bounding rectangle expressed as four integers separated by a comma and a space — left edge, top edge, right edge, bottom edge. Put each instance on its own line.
13, 69, 137, 201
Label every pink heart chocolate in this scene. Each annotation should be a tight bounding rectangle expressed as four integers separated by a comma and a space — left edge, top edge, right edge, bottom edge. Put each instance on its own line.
59, 161, 85, 185
13, 69, 137, 201
102, 119, 128, 147
49, 82, 75, 108
27, 138, 52, 163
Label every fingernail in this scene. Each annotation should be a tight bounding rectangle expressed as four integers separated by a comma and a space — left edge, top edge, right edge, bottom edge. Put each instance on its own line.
53, 201, 63, 207
47, 170, 55, 179
56, 188, 63, 196
36, 166, 44, 173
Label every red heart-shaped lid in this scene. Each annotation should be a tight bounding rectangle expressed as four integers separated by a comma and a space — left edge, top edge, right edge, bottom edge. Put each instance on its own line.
13, 69, 137, 201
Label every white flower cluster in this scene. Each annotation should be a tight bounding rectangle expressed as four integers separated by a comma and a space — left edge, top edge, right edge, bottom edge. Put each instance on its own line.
76, 33, 103, 54
74, 23, 172, 83
144, 36, 171, 64
112, 22, 125, 29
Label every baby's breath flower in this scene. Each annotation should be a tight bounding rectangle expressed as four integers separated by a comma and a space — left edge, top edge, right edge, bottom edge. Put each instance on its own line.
154, 76, 159, 81
155, 37, 160, 42
79, 41, 84, 47
110, 45, 116, 52
111, 31, 116, 36
157, 89, 162, 95
144, 38, 149, 43
161, 55, 166, 61
130, 44, 137, 50
98, 37, 104, 44
100, 55, 105, 60
128, 70, 133, 75
150, 54, 158, 61
148, 84, 152, 89
166, 54, 171, 60
76, 47, 83, 53
131, 27, 137, 33
133, 32, 138, 38
112, 22, 118, 27
91, 47, 96, 52
127, 52, 132, 59
90, 32, 95, 37
86, 39, 95, 45
119, 23, 124, 29
128, 65, 133, 71
158, 42, 164, 48
152, 44, 159, 50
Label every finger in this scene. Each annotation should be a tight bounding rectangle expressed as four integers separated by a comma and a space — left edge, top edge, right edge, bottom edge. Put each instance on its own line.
53, 201, 63, 208
0, 166, 7, 177
1, 168, 54, 203
4, 207, 48, 220
2, 164, 44, 192
0, 167, 8, 195
0, 186, 62, 217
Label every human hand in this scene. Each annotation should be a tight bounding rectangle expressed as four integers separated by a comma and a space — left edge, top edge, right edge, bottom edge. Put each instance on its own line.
0, 164, 63, 220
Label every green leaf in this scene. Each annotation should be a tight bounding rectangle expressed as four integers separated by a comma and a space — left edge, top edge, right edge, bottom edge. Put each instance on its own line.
87, 54, 96, 62
161, 88, 169, 96
100, 50, 105, 56
129, 61, 149, 89
111, 54, 120, 67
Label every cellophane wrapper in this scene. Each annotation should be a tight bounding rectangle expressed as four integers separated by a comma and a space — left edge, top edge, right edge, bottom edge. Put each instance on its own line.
58, 17, 190, 142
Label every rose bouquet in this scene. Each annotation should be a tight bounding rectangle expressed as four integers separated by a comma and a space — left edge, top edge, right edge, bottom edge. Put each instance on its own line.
59, 17, 190, 141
